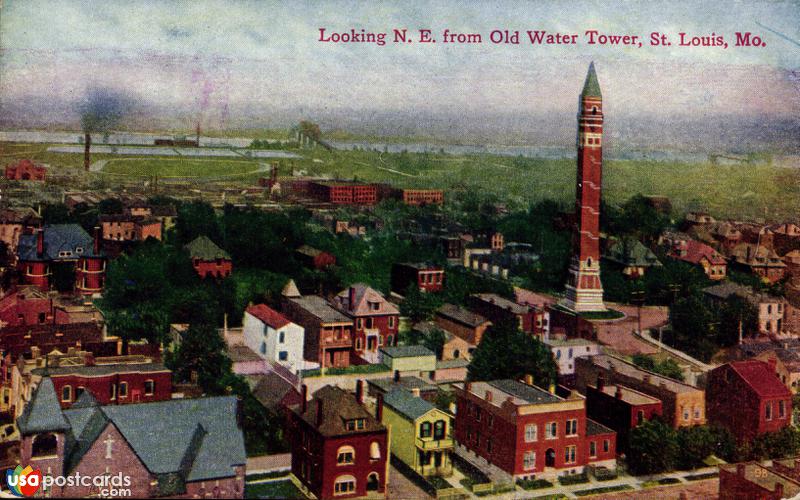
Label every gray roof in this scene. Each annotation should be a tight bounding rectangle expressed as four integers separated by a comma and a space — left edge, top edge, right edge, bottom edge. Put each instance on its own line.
289, 295, 350, 323
586, 419, 615, 436
383, 389, 437, 421
16, 378, 71, 434
31, 362, 169, 377
436, 358, 470, 369
437, 303, 490, 328
18, 224, 101, 262
380, 345, 435, 359
368, 376, 438, 394
471, 293, 529, 314
488, 379, 562, 405
61, 395, 246, 484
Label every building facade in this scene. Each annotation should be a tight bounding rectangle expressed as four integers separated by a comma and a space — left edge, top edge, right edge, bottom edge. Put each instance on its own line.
184, 235, 233, 279
242, 303, 305, 374
283, 295, 353, 368
333, 284, 400, 364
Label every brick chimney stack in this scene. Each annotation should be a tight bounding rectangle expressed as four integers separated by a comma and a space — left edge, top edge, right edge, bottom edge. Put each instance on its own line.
301, 384, 308, 414
376, 393, 383, 421
84, 133, 91, 171
348, 286, 356, 310
615, 386, 623, 399
93, 226, 101, 255
355, 379, 363, 404
597, 374, 605, 391
36, 228, 44, 257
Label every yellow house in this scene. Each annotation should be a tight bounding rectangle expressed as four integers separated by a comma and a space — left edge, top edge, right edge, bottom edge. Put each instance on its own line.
381, 388, 454, 477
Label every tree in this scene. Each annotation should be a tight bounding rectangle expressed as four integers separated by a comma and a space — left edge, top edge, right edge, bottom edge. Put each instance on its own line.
668, 295, 718, 362
627, 419, 679, 474
749, 427, 800, 461
400, 284, 443, 322
98, 198, 124, 215
168, 323, 232, 393
717, 294, 759, 346
675, 425, 736, 469
468, 317, 557, 385
422, 327, 446, 359
41, 203, 72, 224
631, 355, 685, 382
175, 200, 221, 246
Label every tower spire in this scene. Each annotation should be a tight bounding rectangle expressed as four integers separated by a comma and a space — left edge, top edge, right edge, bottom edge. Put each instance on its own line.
581, 62, 602, 98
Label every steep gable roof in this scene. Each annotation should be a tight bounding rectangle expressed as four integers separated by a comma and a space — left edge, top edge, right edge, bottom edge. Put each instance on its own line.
16, 378, 71, 434
292, 385, 385, 437
727, 360, 791, 399
246, 303, 292, 329
335, 283, 399, 316
678, 240, 727, 266
184, 235, 230, 260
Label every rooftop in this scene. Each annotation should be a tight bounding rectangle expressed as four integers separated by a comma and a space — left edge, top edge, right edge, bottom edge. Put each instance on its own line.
471, 293, 529, 314
581, 62, 602, 98
18, 224, 101, 262
334, 283, 399, 316
586, 418, 615, 437
437, 303, 490, 328
368, 376, 438, 394
383, 389, 439, 421
724, 360, 792, 399
288, 295, 351, 324
30, 362, 169, 377
380, 345, 435, 359
459, 379, 563, 407
291, 385, 385, 437
184, 235, 230, 260
587, 355, 700, 394
591, 383, 662, 406
246, 303, 292, 329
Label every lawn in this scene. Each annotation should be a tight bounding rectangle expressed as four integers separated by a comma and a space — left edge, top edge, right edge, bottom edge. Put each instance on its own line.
245, 479, 307, 499
102, 157, 260, 178
574, 484, 634, 497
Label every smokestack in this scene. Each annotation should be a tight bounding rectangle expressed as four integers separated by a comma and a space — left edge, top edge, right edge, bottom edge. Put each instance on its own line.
355, 380, 363, 404
316, 399, 324, 426
376, 393, 383, 421
84, 133, 91, 170
301, 384, 308, 414
93, 226, 101, 255
36, 228, 44, 257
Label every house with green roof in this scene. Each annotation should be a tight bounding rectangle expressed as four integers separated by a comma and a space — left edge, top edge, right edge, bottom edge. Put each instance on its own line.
17, 377, 246, 498
603, 236, 662, 278
185, 235, 233, 279
380, 388, 454, 477
379, 345, 437, 373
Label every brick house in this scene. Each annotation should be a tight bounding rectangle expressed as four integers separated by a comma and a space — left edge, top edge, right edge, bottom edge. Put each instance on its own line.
295, 245, 336, 270
584, 375, 662, 453
703, 282, 787, 337
283, 295, 353, 368
5, 159, 46, 181
288, 384, 389, 499
574, 355, 706, 428
399, 189, 444, 206
31, 362, 172, 409
706, 360, 792, 443
333, 284, 400, 364
729, 243, 787, 283
467, 293, 546, 339
391, 262, 445, 294
308, 181, 378, 205
720, 461, 800, 500
16, 378, 246, 498
184, 235, 232, 279
16, 225, 106, 295
669, 239, 727, 280
453, 379, 616, 480
99, 214, 162, 242
434, 303, 492, 346
0, 321, 105, 359
754, 348, 800, 393
242, 303, 305, 374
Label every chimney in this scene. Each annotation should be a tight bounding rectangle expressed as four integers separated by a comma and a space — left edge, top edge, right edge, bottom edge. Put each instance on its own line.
597, 374, 605, 391
301, 384, 308, 414
615, 386, 623, 399
464, 381, 472, 392
84, 352, 95, 367
484, 390, 492, 402
93, 226, 101, 255
524, 374, 534, 386
737, 463, 746, 477
394, 370, 400, 383
31, 346, 40, 359
775, 482, 784, 499
348, 286, 356, 310
316, 399, 324, 427
376, 393, 384, 421
548, 383, 556, 394
642, 374, 651, 385
355, 380, 364, 404
412, 388, 421, 398
84, 133, 91, 171
36, 228, 44, 257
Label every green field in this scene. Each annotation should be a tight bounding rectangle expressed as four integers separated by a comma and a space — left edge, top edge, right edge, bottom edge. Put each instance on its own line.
102, 157, 260, 178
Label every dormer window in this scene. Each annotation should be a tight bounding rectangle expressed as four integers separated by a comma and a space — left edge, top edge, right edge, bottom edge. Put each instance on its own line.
75, 247, 83, 254
346, 419, 365, 431
369, 301, 380, 311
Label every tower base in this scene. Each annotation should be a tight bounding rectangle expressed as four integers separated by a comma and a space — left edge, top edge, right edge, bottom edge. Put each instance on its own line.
561, 264, 606, 313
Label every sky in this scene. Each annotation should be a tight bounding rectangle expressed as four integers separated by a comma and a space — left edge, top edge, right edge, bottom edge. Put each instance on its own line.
0, 0, 798, 146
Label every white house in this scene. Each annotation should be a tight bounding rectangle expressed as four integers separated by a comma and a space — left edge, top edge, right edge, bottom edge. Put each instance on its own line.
243, 303, 305, 374
545, 338, 602, 378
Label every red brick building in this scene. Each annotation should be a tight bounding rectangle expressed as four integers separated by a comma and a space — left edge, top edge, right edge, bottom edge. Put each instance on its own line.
288, 384, 388, 499
333, 284, 400, 363
5, 159, 46, 181
283, 295, 353, 368
295, 245, 336, 270
706, 360, 792, 443
100, 214, 162, 242
16, 378, 246, 498
434, 303, 492, 346
16, 225, 106, 295
719, 461, 800, 500
467, 293, 546, 339
391, 262, 444, 294
669, 239, 727, 280
184, 235, 232, 279
309, 181, 378, 205
0, 207, 41, 253
32, 362, 172, 409
584, 375, 662, 453
453, 379, 616, 480
400, 189, 444, 206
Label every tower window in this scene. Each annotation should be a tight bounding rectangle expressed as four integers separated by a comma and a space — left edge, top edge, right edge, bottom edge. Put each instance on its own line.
592, 106, 597, 114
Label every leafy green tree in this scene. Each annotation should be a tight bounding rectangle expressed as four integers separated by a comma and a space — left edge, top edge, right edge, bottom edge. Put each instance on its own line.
468, 317, 556, 385
627, 419, 679, 474
668, 295, 718, 362
41, 203, 72, 224
422, 327, 447, 359
675, 425, 736, 469
631, 355, 685, 382
717, 294, 759, 346
168, 323, 232, 393
98, 198, 124, 215
175, 200, 221, 245
749, 427, 800, 461
400, 284, 443, 322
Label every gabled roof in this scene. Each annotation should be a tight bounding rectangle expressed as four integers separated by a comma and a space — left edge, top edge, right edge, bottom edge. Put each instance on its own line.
677, 240, 727, 266
281, 279, 301, 298
288, 295, 351, 324
724, 360, 791, 399
295, 245, 332, 258
291, 385, 385, 437
383, 389, 439, 421
380, 345, 435, 359
18, 224, 100, 261
184, 235, 230, 260
335, 283, 399, 316
246, 303, 292, 329
581, 62, 602, 98
604, 237, 662, 268
16, 378, 71, 434
437, 303, 490, 328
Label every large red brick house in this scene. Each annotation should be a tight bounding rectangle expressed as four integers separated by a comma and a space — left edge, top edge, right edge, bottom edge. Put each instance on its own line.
467, 293, 546, 340
184, 235, 232, 279
333, 284, 400, 364
100, 214, 162, 242
295, 245, 336, 270
288, 384, 389, 499
16, 225, 106, 295
309, 181, 378, 205
719, 460, 800, 500
31, 362, 172, 409
16, 378, 246, 498
390, 262, 445, 294
707, 360, 793, 443
5, 159, 46, 181
283, 295, 353, 368
669, 239, 727, 280
453, 379, 616, 480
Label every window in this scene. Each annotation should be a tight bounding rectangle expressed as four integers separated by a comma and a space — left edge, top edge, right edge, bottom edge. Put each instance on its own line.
279, 351, 288, 361
144, 380, 155, 396
566, 419, 578, 436
525, 424, 537, 442
119, 382, 128, 398
486, 438, 493, 453
387, 335, 393, 346
556, 350, 561, 360
356, 337, 362, 350
110, 384, 116, 401
346, 419, 365, 431
568, 348, 573, 359
32, 433, 58, 458
546, 422, 557, 439
260, 343, 267, 354
637, 410, 644, 425
603, 440, 610, 453
388, 317, 395, 329
38, 312, 46, 324
682, 407, 689, 421
62, 385, 72, 402
589, 441, 597, 457
694, 406, 701, 420
279, 332, 285, 343
475, 407, 481, 422
766, 402, 773, 421
523, 451, 536, 471
357, 319, 363, 330
564, 445, 576, 464
76, 387, 85, 398
434, 420, 446, 440
334, 476, 356, 495
420, 422, 432, 438
780, 400, 786, 418
336, 446, 355, 465
370, 441, 381, 460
